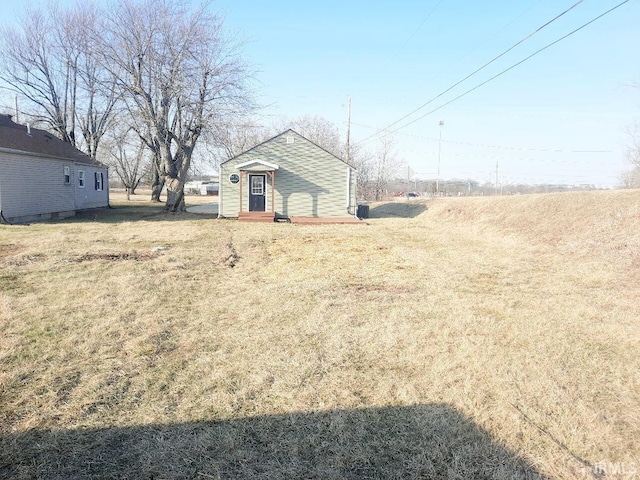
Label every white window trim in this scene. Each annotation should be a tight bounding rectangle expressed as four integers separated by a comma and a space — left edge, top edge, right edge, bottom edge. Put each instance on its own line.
64, 166, 71, 185
95, 172, 103, 191
78, 170, 85, 188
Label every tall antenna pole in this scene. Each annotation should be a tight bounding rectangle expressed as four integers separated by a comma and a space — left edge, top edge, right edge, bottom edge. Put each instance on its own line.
345, 96, 352, 163
14, 96, 19, 123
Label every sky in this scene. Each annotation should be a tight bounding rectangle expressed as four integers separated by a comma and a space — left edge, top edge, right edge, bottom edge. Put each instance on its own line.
1, 0, 639, 187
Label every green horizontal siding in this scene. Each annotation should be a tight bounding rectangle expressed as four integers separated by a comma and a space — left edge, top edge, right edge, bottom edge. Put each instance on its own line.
221, 131, 357, 218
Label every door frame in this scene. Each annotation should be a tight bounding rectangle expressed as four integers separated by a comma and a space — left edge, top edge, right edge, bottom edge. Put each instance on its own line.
248, 173, 267, 212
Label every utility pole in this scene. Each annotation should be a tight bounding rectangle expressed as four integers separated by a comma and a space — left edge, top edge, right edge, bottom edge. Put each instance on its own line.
437, 120, 444, 194
345, 96, 351, 164
14, 96, 19, 123
495, 160, 499, 196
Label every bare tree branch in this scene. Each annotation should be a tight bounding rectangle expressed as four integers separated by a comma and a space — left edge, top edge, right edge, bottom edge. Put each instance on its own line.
95, 0, 252, 211
0, 1, 120, 159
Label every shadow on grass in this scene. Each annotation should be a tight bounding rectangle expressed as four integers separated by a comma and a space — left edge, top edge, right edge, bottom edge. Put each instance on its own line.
368, 201, 428, 219
67, 203, 218, 224
1, 404, 547, 479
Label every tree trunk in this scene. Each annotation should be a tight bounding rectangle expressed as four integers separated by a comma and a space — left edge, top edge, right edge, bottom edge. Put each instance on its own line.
165, 177, 186, 212
151, 170, 164, 202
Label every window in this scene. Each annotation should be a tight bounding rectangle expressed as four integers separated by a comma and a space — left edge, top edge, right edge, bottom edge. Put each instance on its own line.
78, 170, 85, 188
64, 166, 71, 184
229, 173, 240, 184
95, 172, 103, 191
251, 175, 264, 195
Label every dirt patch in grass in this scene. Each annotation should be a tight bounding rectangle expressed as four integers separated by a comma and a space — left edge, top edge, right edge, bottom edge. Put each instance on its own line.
73, 252, 157, 262
218, 237, 240, 268
0, 244, 22, 258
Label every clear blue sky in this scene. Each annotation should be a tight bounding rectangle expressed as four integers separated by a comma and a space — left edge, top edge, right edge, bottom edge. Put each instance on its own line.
1, 0, 639, 186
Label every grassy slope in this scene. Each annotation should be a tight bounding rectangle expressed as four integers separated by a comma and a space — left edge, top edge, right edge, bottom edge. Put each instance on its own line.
0, 190, 638, 479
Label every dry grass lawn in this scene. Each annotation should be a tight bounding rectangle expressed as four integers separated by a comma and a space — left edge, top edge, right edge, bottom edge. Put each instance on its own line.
1, 189, 639, 479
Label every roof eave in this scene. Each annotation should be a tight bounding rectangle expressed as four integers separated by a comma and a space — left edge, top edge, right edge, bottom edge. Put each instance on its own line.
0, 146, 106, 167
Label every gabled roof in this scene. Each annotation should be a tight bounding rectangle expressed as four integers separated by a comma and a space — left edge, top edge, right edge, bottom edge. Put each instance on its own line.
235, 159, 279, 170
221, 129, 355, 169
0, 114, 104, 167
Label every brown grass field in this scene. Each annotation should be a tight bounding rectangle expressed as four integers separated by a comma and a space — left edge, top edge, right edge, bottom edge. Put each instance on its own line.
1, 189, 639, 479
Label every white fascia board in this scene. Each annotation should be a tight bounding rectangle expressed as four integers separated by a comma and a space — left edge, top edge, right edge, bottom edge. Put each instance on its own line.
235, 159, 279, 170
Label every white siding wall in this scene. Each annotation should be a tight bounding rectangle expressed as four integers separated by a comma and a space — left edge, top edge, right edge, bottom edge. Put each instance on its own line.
0, 151, 75, 220
0, 151, 109, 222
74, 164, 109, 210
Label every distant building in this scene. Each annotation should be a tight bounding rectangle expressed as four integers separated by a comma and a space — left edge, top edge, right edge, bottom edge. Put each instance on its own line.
0, 114, 109, 223
184, 178, 219, 196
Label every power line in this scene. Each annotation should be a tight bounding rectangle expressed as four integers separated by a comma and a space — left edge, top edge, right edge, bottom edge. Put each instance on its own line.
359, 0, 631, 144
443, 105, 622, 126
380, 0, 444, 71
414, 0, 545, 91
350, 121, 614, 154
356, 0, 586, 146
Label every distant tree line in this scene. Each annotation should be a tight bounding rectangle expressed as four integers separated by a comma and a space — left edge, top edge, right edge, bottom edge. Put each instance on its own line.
387, 179, 604, 198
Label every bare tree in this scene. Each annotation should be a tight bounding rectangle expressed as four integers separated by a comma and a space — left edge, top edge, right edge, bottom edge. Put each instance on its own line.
349, 149, 373, 200
274, 115, 344, 157
61, 6, 120, 160
623, 125, 640, 188
620, 169, 640, 188
97, 0, 251, 211
205, 120, 270, 165
100, 126, 149, 199
371, 133, 402, 200
0, 1, 119, 159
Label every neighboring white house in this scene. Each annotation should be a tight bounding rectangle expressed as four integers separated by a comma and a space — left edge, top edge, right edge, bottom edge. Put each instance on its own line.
0, 114, 109, 224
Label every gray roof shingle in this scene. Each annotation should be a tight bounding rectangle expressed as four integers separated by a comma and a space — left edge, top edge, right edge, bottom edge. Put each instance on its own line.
0, 114, 105, 167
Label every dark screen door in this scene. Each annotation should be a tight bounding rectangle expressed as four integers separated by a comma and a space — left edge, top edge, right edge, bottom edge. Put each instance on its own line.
249, 174, 266, 211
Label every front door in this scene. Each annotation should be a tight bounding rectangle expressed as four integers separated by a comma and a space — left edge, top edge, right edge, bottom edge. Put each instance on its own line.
249, 174, 266, 212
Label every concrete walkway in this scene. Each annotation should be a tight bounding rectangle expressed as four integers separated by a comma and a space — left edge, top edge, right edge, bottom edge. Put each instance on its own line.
186, 203, 218, 215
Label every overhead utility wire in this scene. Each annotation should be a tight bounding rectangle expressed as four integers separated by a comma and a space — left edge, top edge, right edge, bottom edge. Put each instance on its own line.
380, 0, 445, 71
417, 0, 544, 89
351, 121, 611, 153
356, 0, 585, 146
380, 0, 631, 137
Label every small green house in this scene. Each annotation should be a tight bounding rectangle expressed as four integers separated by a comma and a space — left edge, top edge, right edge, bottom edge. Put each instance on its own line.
219, 130, 358, 223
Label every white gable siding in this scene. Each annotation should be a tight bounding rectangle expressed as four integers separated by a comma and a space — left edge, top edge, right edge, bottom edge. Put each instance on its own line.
0, 151, 75, 221
221, 131, 357, 218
